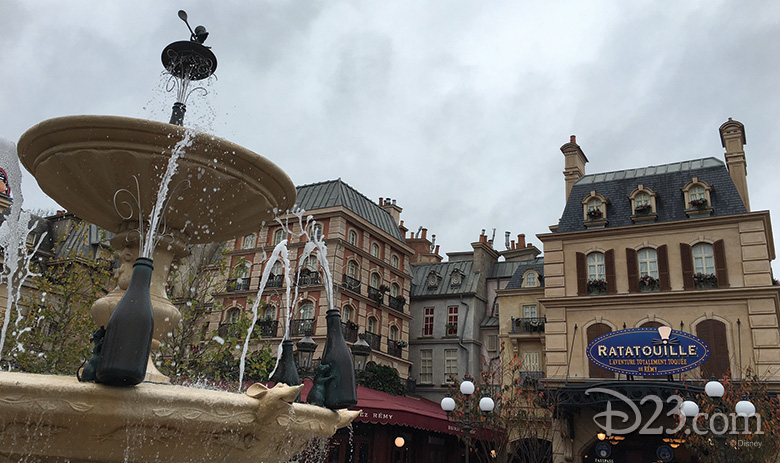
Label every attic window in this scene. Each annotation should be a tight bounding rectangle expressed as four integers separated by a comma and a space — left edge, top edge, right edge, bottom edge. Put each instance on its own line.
681, 177, 713, 217
628, 185, 658, 222
523, 271, 538, 287
581, 191, 609, 227
450, 270, 463, 287
427, 272, 440, 288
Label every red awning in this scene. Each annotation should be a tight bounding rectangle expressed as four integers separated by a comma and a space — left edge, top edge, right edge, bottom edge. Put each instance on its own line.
300, 380, 460, 435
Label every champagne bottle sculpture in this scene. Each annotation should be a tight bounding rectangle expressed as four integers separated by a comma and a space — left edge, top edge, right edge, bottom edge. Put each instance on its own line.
321, 308, 358, 409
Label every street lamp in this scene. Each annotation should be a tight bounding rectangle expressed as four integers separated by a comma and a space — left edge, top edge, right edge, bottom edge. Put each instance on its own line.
295, 333, 317, 377
680, 380, 755, 460
351, 335, 371, 372
441, 377, 495, 463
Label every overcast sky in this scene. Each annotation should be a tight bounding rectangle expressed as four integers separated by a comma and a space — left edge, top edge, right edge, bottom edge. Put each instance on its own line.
2, 1, 780, 270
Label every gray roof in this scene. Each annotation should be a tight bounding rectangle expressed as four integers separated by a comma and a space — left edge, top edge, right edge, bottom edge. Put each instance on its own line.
295, 179, 405, 242
505, 259, 545, 290
556, 157, 748, 232
410, 260, 480, 297
491, 261, 528, 279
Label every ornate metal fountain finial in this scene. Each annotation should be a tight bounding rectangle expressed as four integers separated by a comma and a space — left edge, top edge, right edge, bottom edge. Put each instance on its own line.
161, 10, 218, 126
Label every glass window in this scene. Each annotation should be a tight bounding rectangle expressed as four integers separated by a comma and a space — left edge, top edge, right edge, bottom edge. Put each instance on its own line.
273, 229, 286, 245
587, 198, 602, 214
371, 243, 380, 258
391, 255, 399, 268
299, 301, 314, 319
302, 255, 318, 272
690, 185, 706, 201
444, 349, 458, 381
391, 283, 400, 298
635, 192, 651, 206
587, 252, 605, 280
524, 272, 537, 287
347, 260, 359, 278
370, 273, 381, 288
420, 349, 433, 384
523, 305, 537, 318
242, 233, 256, 249
389, 325, 399, 341
311, 224, 323, 241
271, 261, 283, 275
227, 308, 240, 324
447, 306, 458, 336
367, 317, 377, 334
348, 230, 358, 246
692, 243, 715, 274
342, 304, 353, 322
263, 305, 276, 320
638, 248, 659, 278
423, 307, 434, 336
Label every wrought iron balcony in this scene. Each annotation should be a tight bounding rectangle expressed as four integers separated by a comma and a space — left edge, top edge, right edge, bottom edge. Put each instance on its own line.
511, 316, 546, 334
388, 295, 405, 312
387, 339, 405, 358
342, 274, 361, 294
265, 274, 284, 289
363, 331, 382, 351
217, 322, 240, 338
257, 320, 279, 338
226, 278, 250, 292
290, 318, 315, 337
367, 286, 384, 305
342, 322, 359, 343
297, 270, 320, 286
518, 371, 545, 384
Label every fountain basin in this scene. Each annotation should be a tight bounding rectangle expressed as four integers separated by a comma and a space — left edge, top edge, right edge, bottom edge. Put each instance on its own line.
0, 372, 358, 463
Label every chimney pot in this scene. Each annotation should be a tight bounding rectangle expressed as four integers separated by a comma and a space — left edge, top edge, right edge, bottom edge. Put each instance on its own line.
517, 234, 526, 248
434, 245, 440, 254
511, 240, 516, 250
570, 135, 576, 144
400, 220, 404, 226
421, 228, 428, 239
527, 243, 532, 248
379, 197, 383, 205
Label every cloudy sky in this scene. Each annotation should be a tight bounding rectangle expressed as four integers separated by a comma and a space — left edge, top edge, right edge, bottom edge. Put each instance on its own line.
2, 1, 780, 267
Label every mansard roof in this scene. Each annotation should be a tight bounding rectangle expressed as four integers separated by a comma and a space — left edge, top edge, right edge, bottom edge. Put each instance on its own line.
295, 179, 405, 242
410, 260, 481, 297
555, 157, 747, 232
504, 259, 545, 290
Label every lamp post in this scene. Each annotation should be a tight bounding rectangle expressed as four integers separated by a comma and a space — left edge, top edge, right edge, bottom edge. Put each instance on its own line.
680, 380, 755, 461
441, 377, 495, 463
295, 333, 317, 377
351, 335, 371, 372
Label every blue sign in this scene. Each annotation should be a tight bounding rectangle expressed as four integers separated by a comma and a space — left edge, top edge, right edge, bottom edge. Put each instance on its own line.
656, 445, 674, 462
587, 327, 710, 376
595, 442, 611, 458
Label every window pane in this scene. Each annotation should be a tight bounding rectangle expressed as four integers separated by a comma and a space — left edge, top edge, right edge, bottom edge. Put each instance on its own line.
637, 248, 658, 278
692, 243, 715, 274
444, 349, 458, 380
523, 305, 537, 318
423, 307, 434, 336
420, 350, 433, 384
587, 253, 605, 280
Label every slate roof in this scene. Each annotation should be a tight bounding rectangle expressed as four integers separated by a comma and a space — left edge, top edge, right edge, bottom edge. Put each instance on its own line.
295, 179, 405, 242
410, 260, 480, 297
556, 157, 748, 233
505, 258, 545, 290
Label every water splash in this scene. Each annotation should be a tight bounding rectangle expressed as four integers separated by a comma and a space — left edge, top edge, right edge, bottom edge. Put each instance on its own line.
0, 138, 46, 363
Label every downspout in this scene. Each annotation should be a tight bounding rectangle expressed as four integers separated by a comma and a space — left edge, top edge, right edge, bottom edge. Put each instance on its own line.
459, 295, 472, 376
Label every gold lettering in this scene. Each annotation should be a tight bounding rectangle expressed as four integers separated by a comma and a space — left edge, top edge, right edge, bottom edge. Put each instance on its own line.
598, 345, 607, 357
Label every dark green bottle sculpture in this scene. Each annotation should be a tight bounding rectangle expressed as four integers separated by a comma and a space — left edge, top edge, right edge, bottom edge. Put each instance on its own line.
270, 339, 301, 393
96, 257, 155, 386
322, 308, 357, 409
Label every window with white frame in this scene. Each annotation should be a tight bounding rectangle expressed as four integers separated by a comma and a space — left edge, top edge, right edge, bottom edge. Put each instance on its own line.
389, 325, 399, 341
367, 316, 377, 334
303, 255, 318, 272
391, 255, 399, 268
391, 283, 400, 298
423, 307, 434, 336
692, 243, 715, 274
689, 185, 706, 201
241, 233, 256, 249
348, 230, 358, 246
444, 349, 458, 381
271, 261, 283, 276
587, 252, 606, 280
371, 243, 380, 258
347, 260, 359, 278
523, 305, 538, 318
342, 304, 354, 322
273, 229, 286, 245
524, 271, 537, 287
370, 272, 381, 288
299, 301, 314, 319
311, 224, 323, 241
638, 248, 659, 278
420, 350, 433, 384
447, 306, 458, 335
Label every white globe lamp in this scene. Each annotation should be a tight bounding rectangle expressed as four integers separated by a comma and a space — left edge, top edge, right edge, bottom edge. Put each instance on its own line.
680, 400, 700, 417
735, 400, 756, 417
460, 380, 475, 395
479, 397, 495, 412
705, 380, 725, 398
441, 397, 456, 412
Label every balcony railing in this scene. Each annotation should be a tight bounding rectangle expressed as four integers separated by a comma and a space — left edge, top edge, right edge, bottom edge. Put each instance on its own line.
364, 331, 382, 351
226, 278, 250, 292
265, 275, 284, 289
257, 320, 279, 338
367, 286, 384, 305
388, 295, 405, 312
298, 271, 321, 286
387, 339, 404, 358
518, 371, 545, 384
342, 275, 361, 294
342, 322, 359, 343
290, 318, 315, 337
217, 322, 241, 338
511, 317, 546, 334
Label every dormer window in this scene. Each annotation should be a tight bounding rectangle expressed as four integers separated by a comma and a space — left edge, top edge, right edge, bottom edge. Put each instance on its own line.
628, 185, 658, 222
426, 271, 440, 288
523, 271, 538, 287
582, 191, 609, 228
450, 270, 463, 287
682, 178, 713, 217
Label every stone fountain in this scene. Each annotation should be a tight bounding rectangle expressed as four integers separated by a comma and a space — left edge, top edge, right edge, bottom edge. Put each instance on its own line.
0, 11, 358, 463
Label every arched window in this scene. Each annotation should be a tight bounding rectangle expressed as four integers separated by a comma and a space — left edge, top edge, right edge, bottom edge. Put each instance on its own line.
370, 272, 381, 288
587, 198, 603, 216
347, 260, 359, 278
391, 255, 399, 268
342, 304, 354, 322
226, 307, 240, 324
311, 223, 323, 241
689, 185, 706, 202
367, 317, 378, 334
263, 305, 276, 320
635, 192, 651, 207
524, 271, 537, 287
389, 325, 399, 341
696, 319, 729, 379
241, 233, 256, 249
587, 253, 605, 280
692, 243, 715, 275
273, 229, 286, 245
581, 191, 610, 224
302, 255, 318, 272
348, 230, 358, 246
299, 301, 314, 320
371, 243, 380, 258
391, 283, 400, 298
587, 323, 614, 379
271, 261, 283, 275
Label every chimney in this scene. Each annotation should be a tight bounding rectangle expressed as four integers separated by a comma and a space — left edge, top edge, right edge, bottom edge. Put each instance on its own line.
421, 228, 427, 240
380, 198, 403, 224
719, 118, 750, 211
517, 234, 526, 248
561, 135, 588, 202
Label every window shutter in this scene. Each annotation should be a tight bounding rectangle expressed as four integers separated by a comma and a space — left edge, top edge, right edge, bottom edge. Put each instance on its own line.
696, 319, 730, 379
587, 323, 614, 378
658, 245, 671, 291
714, 239, 729, 288
605, 249, 616, 294
626, 248, 638, 293
680, 243, 694, 290
576, 252, 587, 296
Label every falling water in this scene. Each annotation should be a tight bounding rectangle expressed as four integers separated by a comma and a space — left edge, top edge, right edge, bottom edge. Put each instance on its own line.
0, 138, 46, 364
